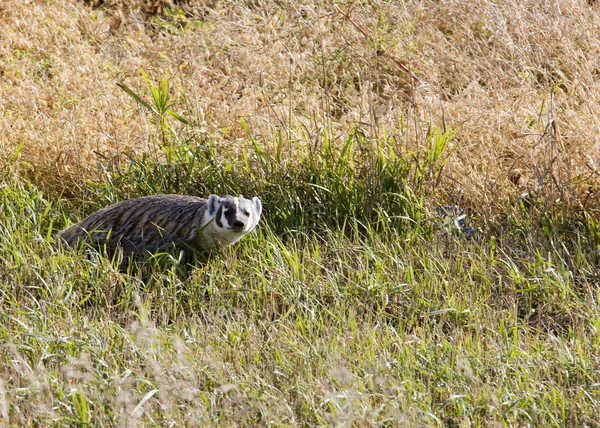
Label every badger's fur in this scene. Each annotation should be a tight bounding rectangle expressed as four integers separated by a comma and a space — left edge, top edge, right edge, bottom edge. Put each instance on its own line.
58, 194, 262, 259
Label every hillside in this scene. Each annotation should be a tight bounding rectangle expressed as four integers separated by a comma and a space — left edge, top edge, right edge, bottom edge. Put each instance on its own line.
1, 0, 600, 425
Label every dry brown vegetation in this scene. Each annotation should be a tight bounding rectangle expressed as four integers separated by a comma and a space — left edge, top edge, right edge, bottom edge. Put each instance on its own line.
2, 0, 600, 212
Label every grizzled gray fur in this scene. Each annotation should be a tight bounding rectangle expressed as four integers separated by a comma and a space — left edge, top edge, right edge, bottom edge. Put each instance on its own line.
58, 194, 262, 258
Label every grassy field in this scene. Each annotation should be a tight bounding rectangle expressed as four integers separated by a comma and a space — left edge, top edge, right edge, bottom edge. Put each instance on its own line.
2, 0, 600, 425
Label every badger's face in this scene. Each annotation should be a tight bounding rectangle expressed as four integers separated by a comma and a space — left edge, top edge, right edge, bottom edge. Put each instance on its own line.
207, 195, 262, 237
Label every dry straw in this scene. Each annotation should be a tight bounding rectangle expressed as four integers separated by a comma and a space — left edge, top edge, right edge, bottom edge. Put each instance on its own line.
1, 0, 600, 212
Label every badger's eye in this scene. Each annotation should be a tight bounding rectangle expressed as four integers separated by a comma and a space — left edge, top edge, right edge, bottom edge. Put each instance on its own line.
224, 210, 232, 216
242, 210, 250, 216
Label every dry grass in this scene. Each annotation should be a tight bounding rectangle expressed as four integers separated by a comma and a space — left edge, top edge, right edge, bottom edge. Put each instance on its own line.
2, 0, 600, 209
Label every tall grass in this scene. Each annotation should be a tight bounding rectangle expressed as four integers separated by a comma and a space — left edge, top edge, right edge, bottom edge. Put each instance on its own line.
66, 71, 458, 243
2, 75, 600, 424
2, 1, 600, 425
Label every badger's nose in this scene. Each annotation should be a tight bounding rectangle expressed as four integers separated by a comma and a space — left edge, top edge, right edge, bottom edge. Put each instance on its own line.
233, 220, 245, 229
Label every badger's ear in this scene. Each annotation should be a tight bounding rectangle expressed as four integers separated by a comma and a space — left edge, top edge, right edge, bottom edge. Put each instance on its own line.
252, 197, 262, 218
207, 195, 220, 217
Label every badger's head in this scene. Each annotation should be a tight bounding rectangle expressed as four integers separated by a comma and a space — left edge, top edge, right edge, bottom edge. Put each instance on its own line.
207, 195, 262, 238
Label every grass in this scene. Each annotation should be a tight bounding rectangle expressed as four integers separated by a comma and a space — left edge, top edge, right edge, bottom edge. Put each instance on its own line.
2, 0, 600, 425
2, 118, 600, 425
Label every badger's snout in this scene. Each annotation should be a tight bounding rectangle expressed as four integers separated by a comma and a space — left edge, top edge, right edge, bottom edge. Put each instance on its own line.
232, 220, 245, 229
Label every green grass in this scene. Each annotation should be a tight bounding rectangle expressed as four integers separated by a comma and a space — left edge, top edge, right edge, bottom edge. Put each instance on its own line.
3, 0, 600, 424
2, 111, 600, 426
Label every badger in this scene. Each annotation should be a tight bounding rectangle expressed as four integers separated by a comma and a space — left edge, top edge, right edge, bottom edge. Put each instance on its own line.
58, 194, 262, 260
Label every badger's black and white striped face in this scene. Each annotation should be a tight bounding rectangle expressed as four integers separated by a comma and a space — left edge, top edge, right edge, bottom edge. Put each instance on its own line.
207, 195, 262, 236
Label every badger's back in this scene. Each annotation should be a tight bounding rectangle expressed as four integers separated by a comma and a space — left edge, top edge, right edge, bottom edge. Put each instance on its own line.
58, 194, 209, 255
